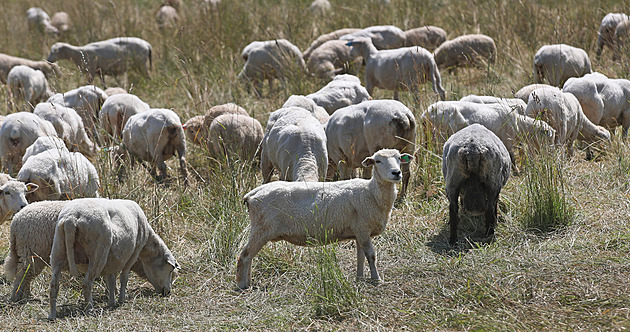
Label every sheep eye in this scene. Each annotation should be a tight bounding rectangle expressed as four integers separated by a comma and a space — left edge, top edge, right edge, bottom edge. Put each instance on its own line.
375, 160, 381, 163
3, 191, 9, 195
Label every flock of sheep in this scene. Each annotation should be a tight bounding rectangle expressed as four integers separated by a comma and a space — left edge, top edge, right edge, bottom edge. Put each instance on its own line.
0, 0, 628, 322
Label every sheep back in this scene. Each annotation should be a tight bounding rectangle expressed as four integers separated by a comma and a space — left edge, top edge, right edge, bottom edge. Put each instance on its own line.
208, 113, 264, 161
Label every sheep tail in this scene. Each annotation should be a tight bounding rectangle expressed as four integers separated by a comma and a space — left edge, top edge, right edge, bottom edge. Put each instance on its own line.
63, 220, 80, 277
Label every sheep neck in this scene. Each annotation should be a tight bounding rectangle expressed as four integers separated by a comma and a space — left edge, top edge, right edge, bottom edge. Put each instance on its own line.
368, 172, 397, 210
357, 42, 378, 62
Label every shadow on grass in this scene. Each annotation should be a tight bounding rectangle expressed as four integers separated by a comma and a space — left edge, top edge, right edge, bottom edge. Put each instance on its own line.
426, 214, 498, 256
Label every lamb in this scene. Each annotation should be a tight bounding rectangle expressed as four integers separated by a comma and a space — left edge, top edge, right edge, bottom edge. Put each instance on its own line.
303, 28, 361, 60
260, 107, 328, 183
533, 44, 592, 87
47, 37, 153, 85
208, 114, 264, 161
51, 12, 72, 34
280, 95, 330, 124
26, 7, 59, 35
325, 99, 416, 199
22, 136, 69, 164
0, 176, 38, 225
306, 39, 362, 79
442, 124, 511, 245
596, 13, 629, 59
156, 5, 179, 30
306, 74, 371, 114
0, 53, 61, 84
614, 19, 630, 61
513, 83, 555, 103
99, 93, 150, 141
34, 102, 98, 156
49, 198, 178, 320
340, 25, 407, 50
525, 86, 611, 156
237, 148, 413, 289
47, 85, 109, 139
238, 39, 306, 96
404, 26, 448, 51
346, 37, 446, 100
0, 112, 58, 174
7, 65, 53, 111
122, 108, 189, 184
433, 34, 496, 73
459, 94, 527, 114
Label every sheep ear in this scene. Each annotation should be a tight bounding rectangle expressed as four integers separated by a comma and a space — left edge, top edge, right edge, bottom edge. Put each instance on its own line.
26, 183, 39, 193
362, 156, 375, 167
166, 253, 178, 269
401, 153, 413, 164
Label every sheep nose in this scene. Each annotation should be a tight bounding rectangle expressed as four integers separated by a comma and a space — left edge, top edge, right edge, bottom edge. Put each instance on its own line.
391, 170, 401, 177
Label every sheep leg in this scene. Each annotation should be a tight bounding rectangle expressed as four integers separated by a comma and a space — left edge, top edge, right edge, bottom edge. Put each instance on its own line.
356, 235, 379, 281
105, 274, 117, 307
49, 261, 64, 320
485, 194, 499, 239
356, 241, 366, 278
118, 271, 130, 304
82, 247, 111, 309
448, 190, 460, 246
177, 146, 189, 185
11, 258, 47, 302
236, 234, 269, 289
400, 160, 411, 200
156, 154, 168, 182
260, 150, 274, 183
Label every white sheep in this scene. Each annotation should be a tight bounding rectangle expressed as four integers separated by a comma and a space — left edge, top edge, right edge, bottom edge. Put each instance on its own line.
306, 74, 371, 114
303, 28, 361, 60
325, 99, 416, 199
22, 136, 69, 164
238, 39, 306, 96
156, 5, 179, 30
596, 13, 629, 59
260, 107, 328, 183
306, 39, 362, 79
433, 34, 496, 73
51, 12, 72, 34
280, 95, 330, 124
340, 25, 407, 50
525, 86, 610, 156
99, 93, 150, 141
533, 44, 592, 87
208, 113, 264, 161
404, 26, 447, 51
0, 53, 61, 84
183, 115, 206, 146
308, 0, 331, 15
347, 37, 446, 100
459, 94, 527, 114
7, 65, 53, 111
442, 124, 511, 245
104, 86, 127, 96
0, 112, 58, 174
26, 7, 59, 35
47, 84, 109, 139
47, 37, 153, 85
49, 198, 178, 320
513, 83, 555, 103
34, 102, 97, 156
614, 19, 630, 61
0, 175, 38, 225
122, 108, 189, 184
237, 148, 413, 289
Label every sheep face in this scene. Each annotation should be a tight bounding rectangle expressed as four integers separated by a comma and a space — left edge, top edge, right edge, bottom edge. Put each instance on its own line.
141, 237, 179, 296
0, 181, 38, 224
361, 149, 413, 183
46, 43, 67, 63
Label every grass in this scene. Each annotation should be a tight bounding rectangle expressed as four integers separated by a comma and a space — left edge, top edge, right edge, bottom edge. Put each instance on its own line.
0, 0, 630, 330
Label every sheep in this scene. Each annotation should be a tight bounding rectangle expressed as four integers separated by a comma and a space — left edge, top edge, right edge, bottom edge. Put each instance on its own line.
183, 115, 207, 146
303, 28, 361, 60
306, 39, 362, 79
442, 124, 511, 245
122, 108, 189, 184
51, 12, 72, 34
513, 83, 555, 103
47, 85, 109, 139
532, 44, 592, 87
238, 39, 306, 96
309, 0, 331, 15
208, 113, 264, 161
49, 198, 178, 320
47, 37, 153, 85
99, 93, 150, 141
0, 53, 61, 84
22, 136, 69, 164
260, 107, 328, 183
203, 103, 250, 134
325, 99, 416, 199
596, 13, 629, 59
0, 112, 58, 175
164, 0, 182, 11
563, 72, 630, 138
7, 65, 53, 111
614, 19, 630, 61
433, 34, 496, 73
104, 87, 127, 96
26, 7, 59, 35
404, 26, 447, 51
0, 176, 38, 225
156, 5, 179, 30
237, 148, 413, 289
280, 95, 330, 124
340, 25, 407, 50
34, 102, 97, 156
346, 37, 446, 101
525, 86, 610, 156
459, 94, 527, 114
306, 74, 371, 114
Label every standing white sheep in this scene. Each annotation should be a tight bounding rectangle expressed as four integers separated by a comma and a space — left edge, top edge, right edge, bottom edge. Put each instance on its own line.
26, 7, 59, 35
306, 74, 371, 114
303, 28, 361, 60
237, 148, 413, 289
0, 112, 58, 174
33, 102, 97, 156
51, 12, 72, 34
47, 84, 109, 140
614, 20, 630, 61
596, 13, 628, 59
404, 26, 447, 51
0, 53, 61, 84
280, 95, 330, 124
21, 136, 69, 164
433, 34, 496, 73
7, 65, 53, 111
459, 94, 527, 114
513, 83, 555, 103
533, 44, 592, 87
340, 25, 407, 50
0, 175, 38, 225
99, 93, 150, 141
208, 113, 264, 161
306, 39, 362, 79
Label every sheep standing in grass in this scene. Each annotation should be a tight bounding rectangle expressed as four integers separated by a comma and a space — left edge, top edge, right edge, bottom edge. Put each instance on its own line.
49, 198, 178, 320
533, 44, 592, 87
347, 37, 445, 100
280, 95, 330, 124
104, 87, 127, 96
459, 95, 527, 114
340, 25, 407, 50
303, 28, 361, 60
309, 0, 331, 15
0, 53, 61, 84
0, 175, 38, 225
34, 103, 97, 156
183, 103, 251, 147
614, 20, 630, 61
22, 136, 69, 164
237, 148, 413, 289
513, 83, 555, 103
0, 112, 58, 174
7, 65, 53, 111
99, 93, 150, 141
443, 124, 511, 246
306, 74, 371, 114
404, 26, 447, 50
51, 12, 72, 34
156, 5, 179, 30
306, 39, 362, 79
208, 113, 264, 161
433, 34, 496, 73
26, 7, 59, 35
596, 13, 628, 59
47, 85, 109, 139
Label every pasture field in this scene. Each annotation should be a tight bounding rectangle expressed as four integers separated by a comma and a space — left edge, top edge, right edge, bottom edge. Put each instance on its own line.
0, 0, 629, 330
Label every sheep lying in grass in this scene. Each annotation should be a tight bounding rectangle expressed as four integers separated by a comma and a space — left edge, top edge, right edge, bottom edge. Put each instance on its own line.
460, 94, 527, 114
433, 34, 496, 73
404, 26, 447, 51
306, 74, 371, 115
49, 198, 178, 320
280, 95, 329, 124
306, 39, 362, 79
26, 7, 59, 35
443, 124, 511, 245
614, 20, 630, 61
0, 53, 61, 84
99, 93, 150, 141
237, 148, 413, 289
340, 25, 407, 50
303, 28, 361, 60
533, 44, 592, 87
0, 175, 38, 225
34, 102, 97, 156
0, 112, 58, 174
47, 85, 109, 139
596, 13, 629, 59
347, 37, 445, 100
513, 83, 555, 103
7, 65, 53, 111
208, 113, 264, 161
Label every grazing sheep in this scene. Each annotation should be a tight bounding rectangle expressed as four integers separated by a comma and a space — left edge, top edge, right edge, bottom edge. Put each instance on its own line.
303, 28, 361, 60
104, 87, 127, 96
596, 13, 628, 59
260, 107, 328, 183
281, 95, 330, 124
156, 5, 179, 30
0, 176, 38, 225
0, 53, 61, 84
513, 83, 555, 103
47, 85, 109, 139
533, 44, 592, 87
26, 7, 59, 35
51, 12, 72, 33
0, 112, 58, 174
164, 0, 182, 11
237, 148, 413, 289
433, 34, 496, 73
34, 103, 97, 156
340, 25, 407, 50
47, 37, 153, 85
326, 99, 416, 199
306, 74, 371, 114
347, 37, 445, 100
614, 19, 630, 61
525, 86, 610, 156
442, 124, 511, 245
203, 103, 249, 132
183, 115, 206, 146
208, 113, 264, 161
238, 39, 306, 96
460, 94, 527, 114
404, 26, 448, 51
306, 39, 362, 79
122, 108, 189, 184
49, 198, 178, 320
309, 0, 331, 15
99, 93, 150, 140
7, 65, 53, 111
22, 136, 69, 164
